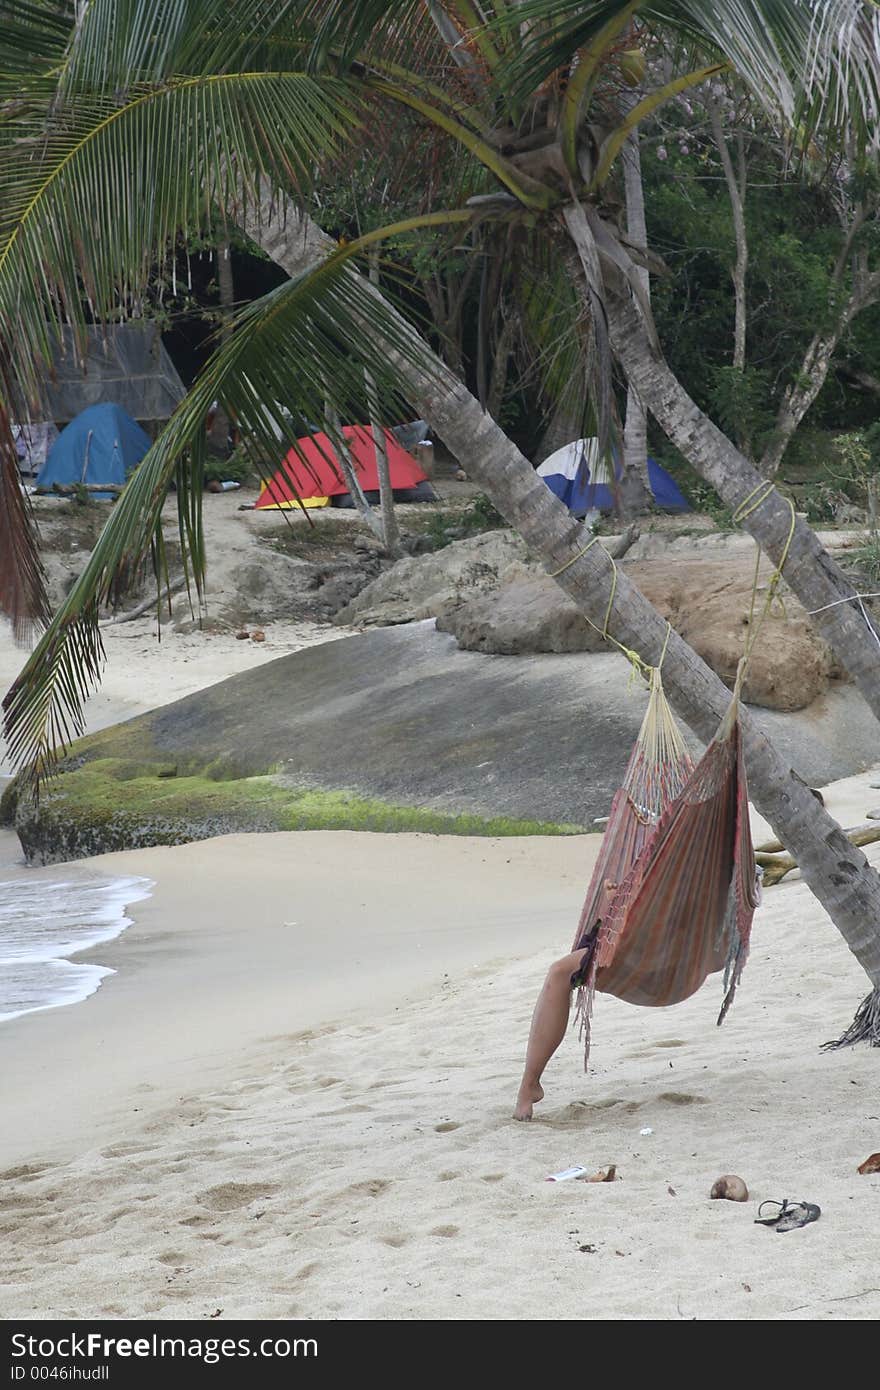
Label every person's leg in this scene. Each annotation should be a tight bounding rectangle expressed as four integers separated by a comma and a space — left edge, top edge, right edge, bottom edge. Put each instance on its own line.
513, 948, 589, 1120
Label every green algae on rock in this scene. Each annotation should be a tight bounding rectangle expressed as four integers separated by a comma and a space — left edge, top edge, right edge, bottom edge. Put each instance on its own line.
3, 756, 583, 864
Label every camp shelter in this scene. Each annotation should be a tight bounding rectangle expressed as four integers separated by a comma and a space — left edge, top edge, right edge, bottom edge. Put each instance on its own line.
36, 403, 151, 499
40, 324, 185, 424
538, 438, 690, 516
255, 426, 433, 510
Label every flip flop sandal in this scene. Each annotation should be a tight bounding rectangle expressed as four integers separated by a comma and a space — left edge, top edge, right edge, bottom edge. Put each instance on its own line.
755, 1199, 821, 1232
775, 1201, 820, 1233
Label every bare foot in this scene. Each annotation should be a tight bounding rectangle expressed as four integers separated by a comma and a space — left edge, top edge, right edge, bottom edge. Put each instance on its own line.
513, 1082, 544, 1121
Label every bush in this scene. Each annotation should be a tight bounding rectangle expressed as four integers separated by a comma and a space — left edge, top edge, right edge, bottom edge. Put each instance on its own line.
420, 493, 506, 548
203, 447, 252, 486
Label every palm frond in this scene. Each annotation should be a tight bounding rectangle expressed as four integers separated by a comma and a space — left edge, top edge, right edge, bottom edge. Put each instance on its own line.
0, 69, 363, 410
2, 225, 447, 784
0, 394, 48, 639
496, 0, 880, 140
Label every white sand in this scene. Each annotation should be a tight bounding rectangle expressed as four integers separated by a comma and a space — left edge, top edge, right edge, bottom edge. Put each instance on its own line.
1, 820, 879, 1322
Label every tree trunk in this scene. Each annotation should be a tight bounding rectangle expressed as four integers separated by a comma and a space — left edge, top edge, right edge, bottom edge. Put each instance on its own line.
208, 241, 235, 454
760, 329, 844, 476
708, 102, 748, 374
486, 307, 517, 421
620, 128, 652, 519
239, 191, 880, 1013
759, 211, 880, 476
562, 204, 880, 726
324, 403, 384, 542
366, 250, 402, 555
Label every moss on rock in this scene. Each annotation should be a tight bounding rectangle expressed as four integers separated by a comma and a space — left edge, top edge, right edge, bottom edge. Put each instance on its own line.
10, 752, 584, 863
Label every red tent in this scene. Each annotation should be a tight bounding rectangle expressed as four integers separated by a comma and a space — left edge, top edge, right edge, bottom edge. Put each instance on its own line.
255, 426, 428, 510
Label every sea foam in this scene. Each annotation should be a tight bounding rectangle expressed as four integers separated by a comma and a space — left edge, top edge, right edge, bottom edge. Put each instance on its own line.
0, 875, 153, 1022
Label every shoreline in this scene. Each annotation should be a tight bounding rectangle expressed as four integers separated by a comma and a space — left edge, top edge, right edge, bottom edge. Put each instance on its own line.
1, 822, 878, 1319
0, 830, 597, 1171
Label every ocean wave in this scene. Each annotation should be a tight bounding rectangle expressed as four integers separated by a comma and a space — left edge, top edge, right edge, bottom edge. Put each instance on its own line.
0, 875, 153, 1022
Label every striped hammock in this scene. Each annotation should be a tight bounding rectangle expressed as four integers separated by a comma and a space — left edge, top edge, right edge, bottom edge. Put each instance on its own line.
573, 668, 760, 1064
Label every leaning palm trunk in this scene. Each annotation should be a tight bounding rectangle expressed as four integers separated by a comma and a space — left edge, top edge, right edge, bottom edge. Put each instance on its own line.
562, 204, 880, 726
241, 194, 880, 1038
620, 128, 651, 519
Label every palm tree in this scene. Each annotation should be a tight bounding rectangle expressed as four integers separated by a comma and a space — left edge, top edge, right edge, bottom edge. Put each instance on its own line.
2, 0, 880, 1037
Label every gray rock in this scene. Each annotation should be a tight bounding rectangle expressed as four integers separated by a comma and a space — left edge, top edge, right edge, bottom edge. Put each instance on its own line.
219, 552, 321, 625
437, 574, 607, 655
334, 529, 527, 627
13, 622, 879, 863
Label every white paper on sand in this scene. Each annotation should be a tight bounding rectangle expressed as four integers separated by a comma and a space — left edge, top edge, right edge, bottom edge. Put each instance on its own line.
545, 1165, 588, 1182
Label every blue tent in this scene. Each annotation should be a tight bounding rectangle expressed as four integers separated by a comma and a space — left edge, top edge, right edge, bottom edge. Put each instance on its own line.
37, 403, 150, 499
537, 438, 690, 515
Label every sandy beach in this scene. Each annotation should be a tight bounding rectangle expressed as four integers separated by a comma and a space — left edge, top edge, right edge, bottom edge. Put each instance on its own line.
2, 552, 880, 1321
1, 806, 879, 1321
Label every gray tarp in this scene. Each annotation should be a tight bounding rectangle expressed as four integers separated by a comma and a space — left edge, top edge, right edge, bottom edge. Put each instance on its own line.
41, 324, 185, 423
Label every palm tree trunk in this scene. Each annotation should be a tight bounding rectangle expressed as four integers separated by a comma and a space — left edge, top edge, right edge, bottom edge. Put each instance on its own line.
620, 128, 652, 519
240, 193, 880, 1028
208, 241, 235, 454
324, 403, 384, 542
562, 202, 880, 726
366, 250, 402, 556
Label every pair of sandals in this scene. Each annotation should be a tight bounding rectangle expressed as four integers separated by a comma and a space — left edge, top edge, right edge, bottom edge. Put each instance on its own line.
755, 1199, 821, 1233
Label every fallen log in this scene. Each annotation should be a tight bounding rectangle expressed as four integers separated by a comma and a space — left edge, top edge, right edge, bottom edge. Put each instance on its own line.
756, 824, 880, 886
39, 482, 125, 496
100, 574, 187, 626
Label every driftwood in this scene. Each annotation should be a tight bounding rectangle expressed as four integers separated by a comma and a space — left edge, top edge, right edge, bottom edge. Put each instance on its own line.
39, 482, 125, 496
100, 574, 187, 626
756, 823, 880, 886
607, 522, 640, 560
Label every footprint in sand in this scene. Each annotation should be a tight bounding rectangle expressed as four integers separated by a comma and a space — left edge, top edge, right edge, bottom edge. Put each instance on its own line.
657, 1092, 707, 1106
0, 1164, 51, 1181
436, 1171, 459, 1182
481, 1174, 505, 1183
196, 1183, 279, 1212
340, 1179, 391, 1199
430, 1225, 459, 1238
379, 1234, 409, 1248
655, 1039, 687, 1048
434, 1122, 461, 1133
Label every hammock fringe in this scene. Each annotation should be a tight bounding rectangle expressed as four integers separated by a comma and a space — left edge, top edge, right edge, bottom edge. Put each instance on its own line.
821, 987, 880, 1050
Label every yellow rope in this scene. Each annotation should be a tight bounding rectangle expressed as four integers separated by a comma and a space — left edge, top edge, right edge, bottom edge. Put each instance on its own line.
549, 536, 650, 680
548, 475, 797, 696
731, 484, 797, 677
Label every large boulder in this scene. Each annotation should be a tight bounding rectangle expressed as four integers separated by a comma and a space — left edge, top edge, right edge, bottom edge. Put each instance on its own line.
437, 573, 606, 655
626, 558, 837, 713
429, 547, 836, 712
334, 530, 528, 627
5, 622, 874, 864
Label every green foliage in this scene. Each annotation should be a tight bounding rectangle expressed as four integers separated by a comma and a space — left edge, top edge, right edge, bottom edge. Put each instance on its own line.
708, 365, 774, 452
203, 448, 252, 486
863, 422, 880, 472
848, 538, 880, 584
418, 493, 507, 549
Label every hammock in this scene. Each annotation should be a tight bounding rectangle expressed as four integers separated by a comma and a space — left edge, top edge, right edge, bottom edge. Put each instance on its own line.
572, 667, 760, 1064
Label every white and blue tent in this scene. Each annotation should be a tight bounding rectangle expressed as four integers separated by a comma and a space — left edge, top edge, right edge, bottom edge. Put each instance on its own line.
538, 438, 690, 517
